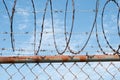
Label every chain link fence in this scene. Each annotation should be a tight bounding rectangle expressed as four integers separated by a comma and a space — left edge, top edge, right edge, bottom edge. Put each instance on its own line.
0, 62, 120, 80
0, 0, 120, 80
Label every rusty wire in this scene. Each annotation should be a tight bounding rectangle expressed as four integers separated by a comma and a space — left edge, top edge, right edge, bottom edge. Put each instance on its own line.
101, 0, 120, 54
0, 0, 120, 80
67, 0, 99, 54
31, 0, 37, 55
35, 0, 49, 55
0, 0, 119, 55
2, 0, 17, 52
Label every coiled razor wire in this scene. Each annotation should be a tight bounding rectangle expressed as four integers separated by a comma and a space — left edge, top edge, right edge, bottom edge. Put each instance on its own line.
0, 1, 120, 80
0, 0, 120, 55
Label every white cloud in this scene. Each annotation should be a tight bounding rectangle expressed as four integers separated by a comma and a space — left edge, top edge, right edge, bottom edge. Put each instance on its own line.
15, 18, 65, 55
1, 1, 120, 80
16, 8, 30, 16
18, 24, 27, 30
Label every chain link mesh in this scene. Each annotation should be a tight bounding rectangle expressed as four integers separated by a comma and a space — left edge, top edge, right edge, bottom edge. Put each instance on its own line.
0, 62, 120, 80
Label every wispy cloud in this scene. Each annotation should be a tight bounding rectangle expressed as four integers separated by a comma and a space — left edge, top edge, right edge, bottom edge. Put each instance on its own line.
16, 18, 65, 55
16, 8, 30, 16
18, 24, 27, 30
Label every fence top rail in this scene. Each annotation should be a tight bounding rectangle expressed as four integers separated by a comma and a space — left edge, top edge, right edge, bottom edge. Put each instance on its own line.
0, 54, 120, 63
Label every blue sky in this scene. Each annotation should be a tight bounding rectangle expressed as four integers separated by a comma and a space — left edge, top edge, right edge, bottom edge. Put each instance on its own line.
0, 0, 120, 80
0, 0, 119, 56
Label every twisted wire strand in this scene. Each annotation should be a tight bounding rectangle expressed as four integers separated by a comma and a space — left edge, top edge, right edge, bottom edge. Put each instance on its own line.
2, 0, 17, 51
11, 9, 96, 13
1, 9, 118, 13
101, 0, 120, 54
67, 0, 98, 54
0, 31, 117, 35
31, 0, 37, 55
35, 0, 49, 55
0, 47, 114, 53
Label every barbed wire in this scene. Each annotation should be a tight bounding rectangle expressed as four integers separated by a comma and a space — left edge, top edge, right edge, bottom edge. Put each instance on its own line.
0, 31, 118, 35
0, 47, 115, 54
0, 0, 120, 55
0, 9, 119, 13
0, 1, 120, 80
